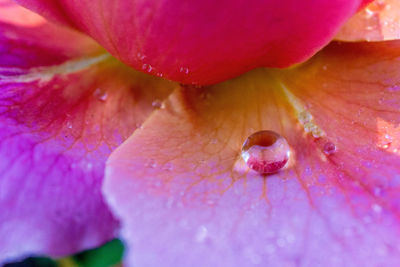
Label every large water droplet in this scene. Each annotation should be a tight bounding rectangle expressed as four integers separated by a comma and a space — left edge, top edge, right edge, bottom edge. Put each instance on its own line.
241, 130, 290, 174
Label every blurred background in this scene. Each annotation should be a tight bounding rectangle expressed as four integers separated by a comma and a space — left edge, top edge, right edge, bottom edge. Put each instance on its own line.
2, 239, 124, 267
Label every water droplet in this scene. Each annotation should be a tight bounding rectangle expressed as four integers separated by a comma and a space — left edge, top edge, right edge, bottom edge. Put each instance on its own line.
195, 225, 208, 243
179, 67, 189, 74
93, 88, 108, 102
323, 142, 336, 155
241, 130, 290, 174
298, 111, 313, 124
380, 134, 393, 149
364, 7, 376, 18
137, 52, 146, 60
142, 64, 153, 73
145, 159, 157, 168
163, 162, 173, 171
152, 99, 162, 109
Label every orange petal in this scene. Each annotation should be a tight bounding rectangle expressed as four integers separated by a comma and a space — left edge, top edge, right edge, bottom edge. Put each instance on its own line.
336, 0, 400, 41
104, 40, 400, 266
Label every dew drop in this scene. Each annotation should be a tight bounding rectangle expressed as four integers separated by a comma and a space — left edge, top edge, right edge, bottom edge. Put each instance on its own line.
241, 130, 290, 174
195, 226, 208, 243
66, 121, 73, 129
93, 88, 108, 102
163, 162, 173, 171
298, 111, 313, 124
380, 134, 393, 149
142, 64, 153, 73
179, 67, 189, 74
364, 7, 376, 18
323, 142, 336, 155
145, 159, 157, 168
137, 52, 146, 60
152, 99, 162, 109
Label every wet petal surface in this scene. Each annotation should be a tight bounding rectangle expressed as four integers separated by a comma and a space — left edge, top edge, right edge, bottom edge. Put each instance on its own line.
336, 0, 400, 41
0, 2, 176, 262
17, 0, 369, 84
104, 41, 400, 266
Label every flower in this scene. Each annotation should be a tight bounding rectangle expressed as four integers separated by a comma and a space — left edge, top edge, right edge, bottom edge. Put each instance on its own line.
1, 0, 400, 266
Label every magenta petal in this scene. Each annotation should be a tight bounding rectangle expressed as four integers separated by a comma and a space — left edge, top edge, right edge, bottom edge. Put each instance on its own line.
16, 0, 370, 84
0, 3, 176, 262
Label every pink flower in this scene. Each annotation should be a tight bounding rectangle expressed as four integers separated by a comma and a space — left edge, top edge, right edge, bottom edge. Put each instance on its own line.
2, 0, 400, 266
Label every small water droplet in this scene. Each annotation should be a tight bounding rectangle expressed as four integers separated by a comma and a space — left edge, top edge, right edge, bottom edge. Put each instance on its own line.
145, 159, 157, 168
66, 121, 73, 129
241, 130, 290, 174
380, 134, 393, 149
137, 52, 146, 60
152, 99, 162, 109
163, 162, 173, 171
323, 142, 336, 155
298, 111, 313, 124
195, 225, 208, 243
364, 7, 376, 18
142, 64, 153, 73
93, 88, 108, 102
179, 67, 189, 74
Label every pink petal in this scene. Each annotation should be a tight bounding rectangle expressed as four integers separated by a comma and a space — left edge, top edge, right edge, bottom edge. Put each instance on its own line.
104, 40, 400, 266
336, 0, 400, 41
0, 2, 176, 262
16, 0, 370, 84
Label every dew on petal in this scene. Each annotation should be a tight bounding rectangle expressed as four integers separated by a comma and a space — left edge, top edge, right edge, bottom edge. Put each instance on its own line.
163, 162, 173, 171
179, 67, 189, 74
195, 225, 208, 243
379, 134, 393, 149
145, 159, 157, 168
323, 141, 337, 155
93, 88, 108, 102
136, 52, 146, 60
66, 121, 73, 129
152, 99, 163, 109
142, 63, 153, 73
298, 110, 313, 124
241, 130, 290, 174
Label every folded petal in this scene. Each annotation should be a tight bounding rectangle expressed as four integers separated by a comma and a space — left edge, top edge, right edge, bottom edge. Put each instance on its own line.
16, 0, 370, 84
336, 0, 400, 41
0, 3, 176, 262
104, 40, 400, 266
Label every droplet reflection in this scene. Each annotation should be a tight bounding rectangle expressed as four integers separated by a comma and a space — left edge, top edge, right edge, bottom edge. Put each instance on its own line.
241, 130, 290, 174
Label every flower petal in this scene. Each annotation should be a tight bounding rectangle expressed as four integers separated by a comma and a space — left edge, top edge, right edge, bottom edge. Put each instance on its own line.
336, 0, 400, 41
16, 0, 370, 84
104, 40, 400, 266
0, 3, 176, 262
